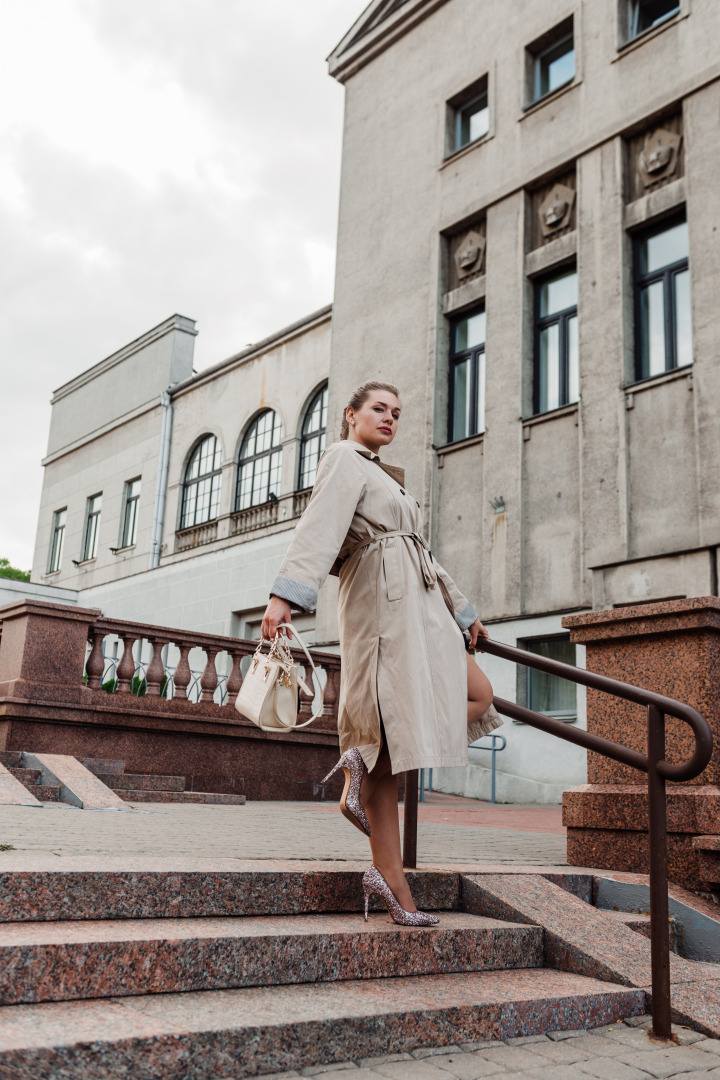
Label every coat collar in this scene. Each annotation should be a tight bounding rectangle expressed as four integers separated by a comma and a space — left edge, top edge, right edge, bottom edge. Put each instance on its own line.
347, 440, 405, 488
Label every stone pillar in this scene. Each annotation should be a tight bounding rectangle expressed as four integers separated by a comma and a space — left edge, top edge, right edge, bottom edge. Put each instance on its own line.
561, 597, 720, 890
0, 600, 100, 701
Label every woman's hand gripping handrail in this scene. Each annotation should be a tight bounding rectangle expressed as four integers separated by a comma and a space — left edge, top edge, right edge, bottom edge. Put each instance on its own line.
479, 637, 713, 782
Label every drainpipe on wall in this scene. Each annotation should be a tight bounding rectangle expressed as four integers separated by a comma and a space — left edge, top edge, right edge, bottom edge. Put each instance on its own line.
149, 390, 173, 569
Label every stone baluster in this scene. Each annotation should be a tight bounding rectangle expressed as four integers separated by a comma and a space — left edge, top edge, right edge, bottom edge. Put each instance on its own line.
323, 664, 339, 722
116, 634, 137, 693
145, 638, 166, 697
226, 650, 243, 706
173, 643, 192, 700
85, 629, 106, 689
298, 666, 315, 720
200, 648, 219, 703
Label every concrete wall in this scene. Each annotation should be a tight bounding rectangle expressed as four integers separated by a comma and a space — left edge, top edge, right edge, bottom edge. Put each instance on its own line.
0, 577, 78, 610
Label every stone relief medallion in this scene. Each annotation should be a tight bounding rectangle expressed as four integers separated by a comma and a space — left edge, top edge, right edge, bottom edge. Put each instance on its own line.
454, 230, 486, 280
638, 128, 682, 189
539, 182, 576, 238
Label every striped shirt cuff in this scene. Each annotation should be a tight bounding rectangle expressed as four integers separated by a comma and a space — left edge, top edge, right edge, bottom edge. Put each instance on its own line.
455, 602, 478, 631
270, 577, 317, 613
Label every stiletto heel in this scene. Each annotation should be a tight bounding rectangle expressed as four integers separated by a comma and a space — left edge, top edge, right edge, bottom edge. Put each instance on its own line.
321, 748, 371, 837
361, 865, 439, 927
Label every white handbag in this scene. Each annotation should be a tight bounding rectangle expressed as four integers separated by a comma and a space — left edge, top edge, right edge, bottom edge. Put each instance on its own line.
234, 623, 324, 732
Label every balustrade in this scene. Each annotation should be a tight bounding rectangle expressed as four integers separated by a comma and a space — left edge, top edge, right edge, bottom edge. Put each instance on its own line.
175, 520, 219, 552
82, 614, 340, 727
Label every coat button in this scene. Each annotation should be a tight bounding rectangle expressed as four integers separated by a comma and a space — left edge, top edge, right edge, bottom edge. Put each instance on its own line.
400, 489, 405, 495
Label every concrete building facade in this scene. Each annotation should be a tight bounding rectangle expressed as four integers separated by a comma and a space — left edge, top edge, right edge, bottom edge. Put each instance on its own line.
27, 0, 720, 801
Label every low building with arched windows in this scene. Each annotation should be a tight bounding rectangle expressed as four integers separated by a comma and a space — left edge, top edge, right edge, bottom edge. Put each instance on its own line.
31, 306, 333, 642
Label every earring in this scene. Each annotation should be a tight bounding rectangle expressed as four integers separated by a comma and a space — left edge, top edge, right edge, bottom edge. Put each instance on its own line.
351, 420, 355, 425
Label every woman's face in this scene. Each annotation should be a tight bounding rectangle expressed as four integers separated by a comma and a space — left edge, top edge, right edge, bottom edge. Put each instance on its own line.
347, 392, 401, 453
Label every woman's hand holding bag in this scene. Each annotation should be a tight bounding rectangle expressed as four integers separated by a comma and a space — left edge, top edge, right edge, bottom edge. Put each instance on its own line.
234, 623, 324, 732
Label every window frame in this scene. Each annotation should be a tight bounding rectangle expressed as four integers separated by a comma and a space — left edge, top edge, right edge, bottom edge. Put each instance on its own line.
533, 266, 579, 416
448, 307, 486, 444
624, 0, 681, 44
82, 494, 102, 562
298, 384, 328, 491
525, 17, 575, 109
120, 478, 141, 549
520, 634, 578, 722
235, 409, 284, 512
445, 74, 490, 160
48, 508, 66, 573
632, 213, 691, 383
180, 435, 223, 530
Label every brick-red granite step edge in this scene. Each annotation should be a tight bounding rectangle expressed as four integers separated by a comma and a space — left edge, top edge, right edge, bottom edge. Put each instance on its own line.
0, 969, 646, 1079
117, 790, 246, 805
0, 752, 24, 769
0, 913, 542, 1005
9, 772, 59, 802
0, 868, 461, 922
95, 773, 186, 793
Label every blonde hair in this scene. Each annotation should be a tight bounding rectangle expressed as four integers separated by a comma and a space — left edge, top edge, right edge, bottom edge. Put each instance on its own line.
340, 381, 400, 440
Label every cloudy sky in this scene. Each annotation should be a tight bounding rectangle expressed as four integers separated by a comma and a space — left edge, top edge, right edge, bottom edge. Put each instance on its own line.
1, 0, 365, 570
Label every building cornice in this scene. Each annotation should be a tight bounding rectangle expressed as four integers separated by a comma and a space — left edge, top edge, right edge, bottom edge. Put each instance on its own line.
51, 315, 197, 403
41, 399, 162, 466
169, 304, 332, 400
327, 0, 451, 83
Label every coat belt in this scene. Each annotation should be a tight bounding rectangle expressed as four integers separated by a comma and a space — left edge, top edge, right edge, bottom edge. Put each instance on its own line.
344, 530, 437, 589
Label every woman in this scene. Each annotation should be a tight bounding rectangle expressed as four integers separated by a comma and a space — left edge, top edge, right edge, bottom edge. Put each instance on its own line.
261, 381, 501, 925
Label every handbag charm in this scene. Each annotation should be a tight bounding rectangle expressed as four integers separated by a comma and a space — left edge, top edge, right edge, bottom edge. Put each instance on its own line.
235, 623, 324, 732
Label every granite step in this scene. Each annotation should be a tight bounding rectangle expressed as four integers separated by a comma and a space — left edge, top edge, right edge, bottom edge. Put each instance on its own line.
8, 770, 60, 802
0, 865, 460, 922
600, 908, 679, 951
693, 835, 720, 884
116, 790, 246, 805
96, 773, 186, 792
0, 969, 646, 1078
0, 752, 24, 769
0, 911, 542, 1005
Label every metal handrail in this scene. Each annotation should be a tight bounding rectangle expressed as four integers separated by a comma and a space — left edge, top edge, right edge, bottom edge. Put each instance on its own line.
470, 732, 507, 804
402, 635, 713, 1039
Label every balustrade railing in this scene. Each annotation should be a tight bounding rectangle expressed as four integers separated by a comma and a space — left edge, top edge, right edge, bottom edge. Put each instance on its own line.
174, 520, 219, 553
84, 616, 340, 728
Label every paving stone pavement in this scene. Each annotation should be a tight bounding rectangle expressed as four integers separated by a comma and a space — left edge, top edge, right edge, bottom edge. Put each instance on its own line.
258, 1020, 719, 1080
0, 796, 567, 865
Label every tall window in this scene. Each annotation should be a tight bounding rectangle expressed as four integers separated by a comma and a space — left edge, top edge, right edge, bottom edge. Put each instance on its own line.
121, 478, 141, 548
48, 509, 66, 573
626, 0, 679, 42
522, 636, 577, 721
299, 385, 328, 489
534, 267, 578, 415
236, 410, 283, 510
450, 76, 489, 154
82, 494, 102, 561
634, 216, 692, 381
181, 435, 222, 529
449, 309, 485, 442
529, 21, 574, 104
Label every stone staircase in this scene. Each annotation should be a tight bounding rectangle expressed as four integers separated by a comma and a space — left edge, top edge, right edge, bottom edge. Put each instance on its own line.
82, 757, 246, 805
0, 751, 59, 801
0, 865, 645, 1077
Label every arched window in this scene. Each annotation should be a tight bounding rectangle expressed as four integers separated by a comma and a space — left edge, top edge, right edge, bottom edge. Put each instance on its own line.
298, 383, 328, 490
236, 410, 283, 510
181, 435, 222, 528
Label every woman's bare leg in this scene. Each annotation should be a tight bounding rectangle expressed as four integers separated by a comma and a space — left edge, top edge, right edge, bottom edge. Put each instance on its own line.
467, 652, 493, 726
360, 746, 416, 911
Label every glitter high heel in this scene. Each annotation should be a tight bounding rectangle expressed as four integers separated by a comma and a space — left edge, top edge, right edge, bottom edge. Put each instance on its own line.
362, 864, 439, 926
467, 703, 503, 745
322, 748, 371, 837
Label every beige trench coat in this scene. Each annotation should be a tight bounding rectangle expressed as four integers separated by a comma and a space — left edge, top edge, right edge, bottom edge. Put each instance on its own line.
271, 440, 478, 775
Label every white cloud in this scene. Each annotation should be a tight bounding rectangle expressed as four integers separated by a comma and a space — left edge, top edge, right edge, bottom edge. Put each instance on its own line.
0, 0, 363, 569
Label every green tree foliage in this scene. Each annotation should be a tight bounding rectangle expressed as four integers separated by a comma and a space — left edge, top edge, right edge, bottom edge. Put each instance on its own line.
0, 558, 30, 582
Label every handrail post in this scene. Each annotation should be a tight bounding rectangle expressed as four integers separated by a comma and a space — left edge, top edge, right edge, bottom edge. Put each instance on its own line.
647, 704, 672, 1038
403, 769, 418, 868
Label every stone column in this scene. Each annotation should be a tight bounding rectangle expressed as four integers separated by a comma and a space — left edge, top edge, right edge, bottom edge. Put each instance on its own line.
0, 600, 100, 702
561, 597, 720, 890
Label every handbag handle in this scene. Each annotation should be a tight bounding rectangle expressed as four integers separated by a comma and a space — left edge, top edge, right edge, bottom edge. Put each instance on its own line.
276, 622, 326, 728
